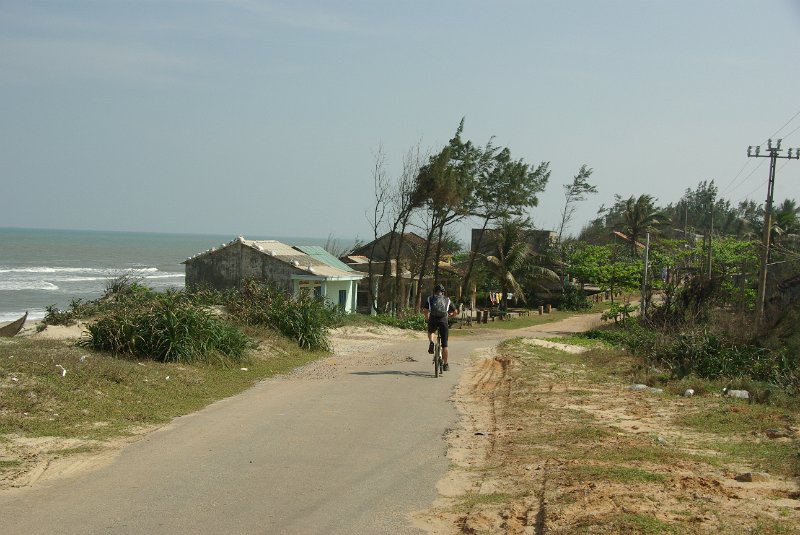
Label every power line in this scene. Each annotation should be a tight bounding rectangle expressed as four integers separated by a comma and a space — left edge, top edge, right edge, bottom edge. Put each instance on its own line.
768, 108, 800, 140
721, 110, 800, 198
738, 178, 768, 204
725, 159, 766, 198
778, 121, 800, 143
719, 159, 755, 195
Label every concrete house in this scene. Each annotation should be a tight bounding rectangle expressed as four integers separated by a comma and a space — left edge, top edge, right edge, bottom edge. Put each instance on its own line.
183, 237, 362, 313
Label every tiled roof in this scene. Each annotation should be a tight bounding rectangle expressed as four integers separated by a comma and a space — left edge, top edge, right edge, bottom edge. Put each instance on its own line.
240, 239, 359, 279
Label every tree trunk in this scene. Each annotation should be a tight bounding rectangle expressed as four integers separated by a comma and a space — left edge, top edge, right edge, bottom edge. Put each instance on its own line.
377, 231, 397, 313
461, 217, 490, 299
414, 221, 438, 309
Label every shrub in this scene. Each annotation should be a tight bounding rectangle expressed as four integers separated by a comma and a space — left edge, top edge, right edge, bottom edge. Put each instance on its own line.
374, 310, 427, 331
594, 318, 800, 396
225, 280, 340, 351
559, 283, 592, 311
78, 292, 250, 363
601, 302, 638, 324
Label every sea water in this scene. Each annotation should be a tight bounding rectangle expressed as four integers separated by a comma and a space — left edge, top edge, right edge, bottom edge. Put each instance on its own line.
0, 228, 348, 322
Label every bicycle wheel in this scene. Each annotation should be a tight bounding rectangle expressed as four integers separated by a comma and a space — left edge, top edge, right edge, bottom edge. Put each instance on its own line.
434, 339, 442, 377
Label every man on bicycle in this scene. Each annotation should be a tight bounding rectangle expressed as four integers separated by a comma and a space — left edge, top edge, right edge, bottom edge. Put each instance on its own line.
422, 284, 458, 371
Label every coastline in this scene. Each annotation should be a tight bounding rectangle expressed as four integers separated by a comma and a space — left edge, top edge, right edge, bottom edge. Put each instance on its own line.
0, 227, 358, 324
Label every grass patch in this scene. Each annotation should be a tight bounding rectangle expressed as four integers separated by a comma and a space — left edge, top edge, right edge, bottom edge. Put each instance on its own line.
606, 513, 679, 534
675, 402, 797, 435
569, 465, 667, 484
0, 329, 325, 440
0, 460, 22, 469
750, 518, 800, 534
45, 444, 103, 456
700, 439, 800, 478
541, 334, 614, 348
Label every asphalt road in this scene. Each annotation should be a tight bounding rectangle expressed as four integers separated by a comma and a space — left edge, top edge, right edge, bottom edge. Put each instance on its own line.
0, 335, 503, 535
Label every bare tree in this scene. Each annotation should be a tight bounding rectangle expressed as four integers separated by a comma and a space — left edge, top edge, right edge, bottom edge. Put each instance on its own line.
389, 142, 426, 313
366, 145, 389, 314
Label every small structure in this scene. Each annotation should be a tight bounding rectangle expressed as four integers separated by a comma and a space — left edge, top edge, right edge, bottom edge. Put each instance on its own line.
343, 231, 465, 312
183, 237, 362, 313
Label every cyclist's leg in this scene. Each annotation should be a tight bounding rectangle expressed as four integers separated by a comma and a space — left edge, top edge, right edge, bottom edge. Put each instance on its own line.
440, 320, 450, 364
427, 321, 436, 353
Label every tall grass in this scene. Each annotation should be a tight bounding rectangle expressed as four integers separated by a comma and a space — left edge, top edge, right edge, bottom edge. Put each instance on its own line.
78, 291, 250, 363
224, 280, 340, 351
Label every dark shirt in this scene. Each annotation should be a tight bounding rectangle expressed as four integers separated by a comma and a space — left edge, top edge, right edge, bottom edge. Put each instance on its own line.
422, 294, 457, 322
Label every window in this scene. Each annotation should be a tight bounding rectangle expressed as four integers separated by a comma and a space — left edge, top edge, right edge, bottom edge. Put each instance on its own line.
339, 289, 347, 308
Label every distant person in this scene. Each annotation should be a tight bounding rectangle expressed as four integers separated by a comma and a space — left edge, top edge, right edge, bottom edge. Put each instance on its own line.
422, 284, 458, 371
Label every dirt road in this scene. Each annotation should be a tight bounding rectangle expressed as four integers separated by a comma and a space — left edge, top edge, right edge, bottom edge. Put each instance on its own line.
0, 315, 603, 534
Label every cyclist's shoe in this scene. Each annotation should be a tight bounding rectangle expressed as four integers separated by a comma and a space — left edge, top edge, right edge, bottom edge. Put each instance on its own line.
428, 342, 434, 354
442, 362, 449, 371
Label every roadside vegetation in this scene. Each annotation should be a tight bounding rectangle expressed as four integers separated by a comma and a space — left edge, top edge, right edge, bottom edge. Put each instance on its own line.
0, 332, 321, 441
443, 339, 800, 534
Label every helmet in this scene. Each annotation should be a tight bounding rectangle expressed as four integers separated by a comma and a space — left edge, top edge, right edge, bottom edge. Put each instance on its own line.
434, 284, 445, 294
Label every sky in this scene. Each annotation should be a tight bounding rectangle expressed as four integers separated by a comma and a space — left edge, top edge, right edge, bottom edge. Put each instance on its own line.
2, 0, 800, 246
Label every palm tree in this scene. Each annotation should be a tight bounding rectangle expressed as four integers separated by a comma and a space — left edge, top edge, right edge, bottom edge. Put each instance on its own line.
617, 194, 668, 256
484, 218, 557, 310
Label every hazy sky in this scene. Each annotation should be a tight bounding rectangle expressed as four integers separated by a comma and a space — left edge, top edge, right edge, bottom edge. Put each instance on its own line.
2, 1, 800, 245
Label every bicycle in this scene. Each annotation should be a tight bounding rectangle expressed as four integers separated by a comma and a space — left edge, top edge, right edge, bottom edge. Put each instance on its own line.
433, 331, 443, 378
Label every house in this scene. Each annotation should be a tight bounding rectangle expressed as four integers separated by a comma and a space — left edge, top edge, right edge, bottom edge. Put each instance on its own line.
183, 237, 363, 313
343, 231, 464, 312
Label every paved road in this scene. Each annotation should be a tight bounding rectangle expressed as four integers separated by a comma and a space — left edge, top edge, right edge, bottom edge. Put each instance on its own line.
0, 335, 505, 535
1, 314, 602, 534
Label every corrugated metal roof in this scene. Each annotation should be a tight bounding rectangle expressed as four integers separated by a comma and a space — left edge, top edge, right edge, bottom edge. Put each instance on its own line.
242, 239, 361, 279
293, 245, 355, 272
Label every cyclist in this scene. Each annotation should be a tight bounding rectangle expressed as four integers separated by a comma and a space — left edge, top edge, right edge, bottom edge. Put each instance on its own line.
422, 284, 458, 371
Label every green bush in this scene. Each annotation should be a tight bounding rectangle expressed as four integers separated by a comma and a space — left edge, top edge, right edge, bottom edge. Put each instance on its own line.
592, 319, 800, 396
225, 280, 340, 351
559, 283, 592, 311
78, 292, 250, 363
374, 311, 427, 331
601, 302, 638, 324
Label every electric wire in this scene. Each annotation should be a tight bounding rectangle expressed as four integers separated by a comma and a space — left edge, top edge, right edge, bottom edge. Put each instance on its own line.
768, 108, 800, 140
727, 159, 766, 199
778, 122, 800, 143
721, 109, 800, 198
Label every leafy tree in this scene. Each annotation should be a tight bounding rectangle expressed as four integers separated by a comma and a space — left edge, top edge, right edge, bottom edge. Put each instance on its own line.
567, 243, 642, 302
413, 120, 481, 306
460, 143, 550, 300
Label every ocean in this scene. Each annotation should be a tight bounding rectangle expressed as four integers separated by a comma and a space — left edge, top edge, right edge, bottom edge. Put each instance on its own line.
0, 228, 351, 323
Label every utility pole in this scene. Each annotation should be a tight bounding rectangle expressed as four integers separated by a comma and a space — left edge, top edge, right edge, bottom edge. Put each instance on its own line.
748, 139, 799, 320
641, 233, 650, 318
707, 204, 714, 278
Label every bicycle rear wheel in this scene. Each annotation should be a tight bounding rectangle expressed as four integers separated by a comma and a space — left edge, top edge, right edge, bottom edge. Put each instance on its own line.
434, 339, 442, 377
